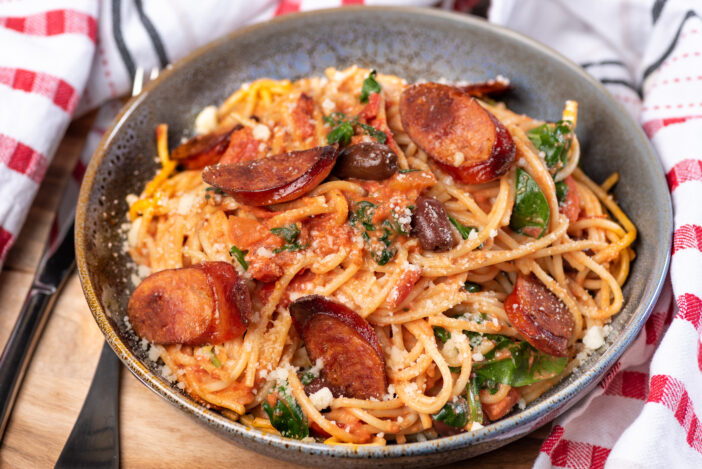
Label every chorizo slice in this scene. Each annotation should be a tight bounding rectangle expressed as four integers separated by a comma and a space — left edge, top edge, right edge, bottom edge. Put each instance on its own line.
503, 273, 574, 356
127, 261, 250, 345
456, 78, 512, 98
291, 92, 317, 141
171, 125, 238, 170
290, 295, 388, 400
399, 82, 516, 184
219, 126, 264, 165
482, 387, 521, 421
202, 145, 338, 206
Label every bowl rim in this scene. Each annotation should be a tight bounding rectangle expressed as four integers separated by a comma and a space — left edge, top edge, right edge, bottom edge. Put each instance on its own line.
75, 5, 672, 460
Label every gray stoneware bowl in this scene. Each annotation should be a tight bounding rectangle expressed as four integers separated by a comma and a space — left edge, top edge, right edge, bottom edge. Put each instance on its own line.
75, 7, 672, 468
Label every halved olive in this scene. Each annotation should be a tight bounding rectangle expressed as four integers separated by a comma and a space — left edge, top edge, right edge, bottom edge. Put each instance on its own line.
333, 142, 398, 180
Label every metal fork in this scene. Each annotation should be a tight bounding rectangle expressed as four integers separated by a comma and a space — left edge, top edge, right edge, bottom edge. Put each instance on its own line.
54, 67, 160, 469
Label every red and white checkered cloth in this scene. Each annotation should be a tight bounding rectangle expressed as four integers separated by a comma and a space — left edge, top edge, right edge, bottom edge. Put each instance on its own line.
1, 1, 700, 467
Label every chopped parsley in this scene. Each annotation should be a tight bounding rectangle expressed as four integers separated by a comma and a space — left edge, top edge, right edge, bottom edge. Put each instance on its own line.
398, 168, 421, 174
360, 70, 382, 103
271, 223, 307, 253
324, 111, 387, 145
229, 245, 248, 270
209, 347, 222, 368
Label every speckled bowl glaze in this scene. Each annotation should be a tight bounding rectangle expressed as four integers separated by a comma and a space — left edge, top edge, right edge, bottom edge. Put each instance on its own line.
75, 7, 672, 468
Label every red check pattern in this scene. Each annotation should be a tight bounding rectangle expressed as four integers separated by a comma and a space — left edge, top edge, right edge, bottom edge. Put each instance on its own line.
0, 9, 97, 42
0, 133, 47, 183
0, 66, 78, 113
667, 159, 702, 191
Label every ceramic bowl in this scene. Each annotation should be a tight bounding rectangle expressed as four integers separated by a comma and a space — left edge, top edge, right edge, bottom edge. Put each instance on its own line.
75, 7, 672, 468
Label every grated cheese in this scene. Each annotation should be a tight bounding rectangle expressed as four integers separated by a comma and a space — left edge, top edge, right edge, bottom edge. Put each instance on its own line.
309, 387, 334, 411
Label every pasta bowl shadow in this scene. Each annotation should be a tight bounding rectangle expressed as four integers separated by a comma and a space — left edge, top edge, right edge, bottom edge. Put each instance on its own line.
75, 7, 672, 468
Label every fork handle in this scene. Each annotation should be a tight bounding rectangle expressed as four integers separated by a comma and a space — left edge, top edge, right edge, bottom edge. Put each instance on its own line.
55, 342, 121, 469
0, 286, 57, 439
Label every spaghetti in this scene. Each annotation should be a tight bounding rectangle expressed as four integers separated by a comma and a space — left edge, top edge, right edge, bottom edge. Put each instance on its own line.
125, 67, 636, 445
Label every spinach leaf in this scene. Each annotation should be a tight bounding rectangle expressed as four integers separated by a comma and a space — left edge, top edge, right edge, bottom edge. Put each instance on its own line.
433, 397, 469, 428
448, 215, 477, 240
555, 180, 569, 205
262, 384, 309, 439
433, 326, 451, 344
473, 341, 567, 388
466, 378, 483, 424
527, 121, 573, 173
510, 168, 549, 238
463, 331, 484, 348
464, 281, 481, 293
360, 70, 382, 103
229, 245, 248, 270
449, 365, 462, 373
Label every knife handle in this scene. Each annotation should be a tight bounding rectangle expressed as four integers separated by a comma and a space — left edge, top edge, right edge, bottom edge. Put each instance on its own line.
0, 280, 66, 439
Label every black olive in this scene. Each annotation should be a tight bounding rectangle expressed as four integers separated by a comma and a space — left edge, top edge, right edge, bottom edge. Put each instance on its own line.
333, 142, 398, 180
411, 196, 459, 252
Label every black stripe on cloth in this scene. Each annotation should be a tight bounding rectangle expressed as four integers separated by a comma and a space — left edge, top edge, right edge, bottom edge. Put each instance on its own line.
652, 0, 668, 24
133, 0, 169, 68
580, 60, 627, 69
643, 10, 699, 80
599, 78, 642, 98
112, 0, 136, 80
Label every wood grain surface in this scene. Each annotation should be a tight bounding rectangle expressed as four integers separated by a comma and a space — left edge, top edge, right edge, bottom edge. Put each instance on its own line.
0, 114, 549, 468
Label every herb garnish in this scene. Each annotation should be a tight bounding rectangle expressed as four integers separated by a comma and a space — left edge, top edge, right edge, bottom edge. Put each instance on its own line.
271, 223, 307, 253
209, 347, 222, 368
229, 245, 248, 270
360, 70, 382, 103
324, 112, 387, 145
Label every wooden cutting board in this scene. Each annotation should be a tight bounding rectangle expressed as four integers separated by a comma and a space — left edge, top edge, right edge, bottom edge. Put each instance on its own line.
0, 114, 548, 468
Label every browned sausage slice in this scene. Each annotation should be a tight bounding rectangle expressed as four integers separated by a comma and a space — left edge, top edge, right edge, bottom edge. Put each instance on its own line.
202, 145, 338, 206
503, 273, 574, 356
171, 126, 238, 170
290, 295, 388, 400
127, 261, 250, 345
399, 83, 516, 184
456, 79, 512, 98
482, 387, 521, 421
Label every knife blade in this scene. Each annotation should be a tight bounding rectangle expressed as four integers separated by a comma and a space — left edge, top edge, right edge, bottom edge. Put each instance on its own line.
0, 160, 80, 439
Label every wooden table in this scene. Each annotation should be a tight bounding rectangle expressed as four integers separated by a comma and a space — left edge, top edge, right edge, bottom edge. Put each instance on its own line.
0, 114, 549, 468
